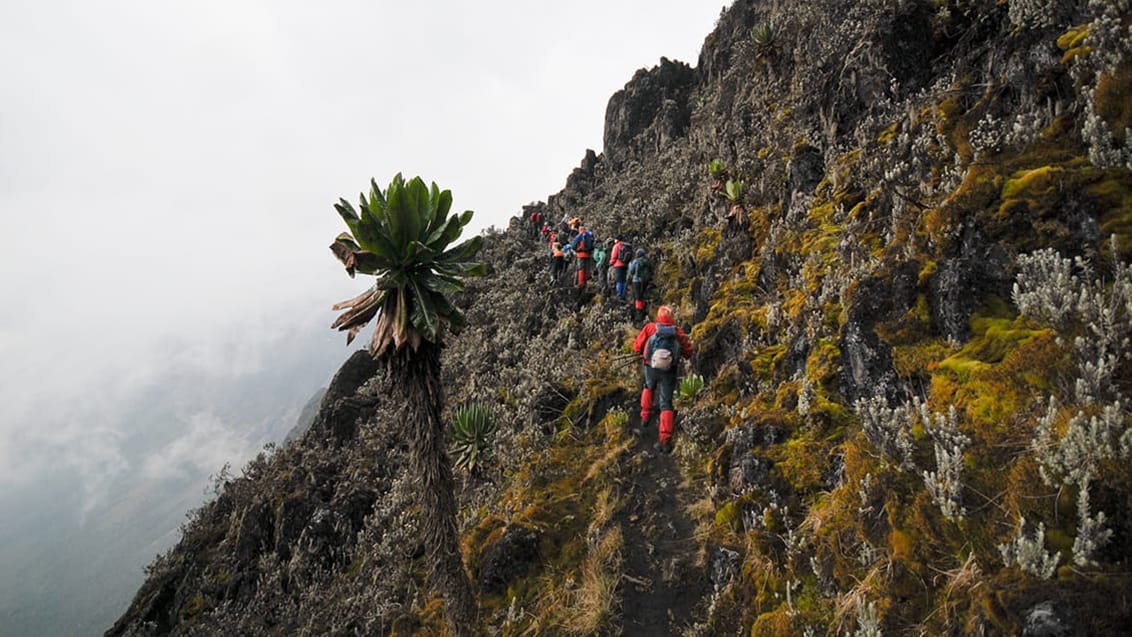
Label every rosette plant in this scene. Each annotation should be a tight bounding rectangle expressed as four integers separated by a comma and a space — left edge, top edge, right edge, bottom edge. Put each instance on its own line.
449, 403, 497, 474
329, 174, 484, 636
330, 173, 486, 354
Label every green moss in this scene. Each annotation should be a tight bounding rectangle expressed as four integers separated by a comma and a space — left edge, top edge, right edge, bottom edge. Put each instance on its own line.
805, 338, 842, 386
750, 608, 801, 636
935, 357, 991, 382
715, 501, 743, 532
749, 344, 787, 380
893, 340, 953, 380
935, 302, 1051, 405
942, 163, 1003, 214
695, 227, 722, 264
1001, 165, 1063, 200
769, 438, 828, 492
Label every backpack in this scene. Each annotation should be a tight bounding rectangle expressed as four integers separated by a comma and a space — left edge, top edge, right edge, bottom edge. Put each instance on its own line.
580, 231, 594, 252
634, 256, 653, 282
648, 323, 679, 371
614, 240, 633, 265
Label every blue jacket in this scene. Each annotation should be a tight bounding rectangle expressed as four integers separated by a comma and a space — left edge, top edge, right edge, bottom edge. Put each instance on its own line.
566, 230, 594, 255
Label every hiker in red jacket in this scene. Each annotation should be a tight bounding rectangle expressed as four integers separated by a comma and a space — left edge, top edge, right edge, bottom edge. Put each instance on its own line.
632, 305, 693, 453
610, 235, 632, 301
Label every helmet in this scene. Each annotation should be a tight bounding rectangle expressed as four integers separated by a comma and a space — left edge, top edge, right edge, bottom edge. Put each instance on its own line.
657, 305, 675, 322
636, 248, 645, 257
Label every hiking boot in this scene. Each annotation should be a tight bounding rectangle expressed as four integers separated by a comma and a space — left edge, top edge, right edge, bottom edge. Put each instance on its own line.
653, 441, 672, 454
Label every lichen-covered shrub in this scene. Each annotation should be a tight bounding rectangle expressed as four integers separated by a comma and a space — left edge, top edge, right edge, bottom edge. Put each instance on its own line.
999, 518, 1061, 579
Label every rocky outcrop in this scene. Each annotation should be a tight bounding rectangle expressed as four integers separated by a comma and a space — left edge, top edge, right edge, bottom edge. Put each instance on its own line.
603, 57, 697, 169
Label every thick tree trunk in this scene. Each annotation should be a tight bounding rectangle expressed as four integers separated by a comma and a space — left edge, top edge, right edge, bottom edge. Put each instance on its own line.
387, 341, 478, 636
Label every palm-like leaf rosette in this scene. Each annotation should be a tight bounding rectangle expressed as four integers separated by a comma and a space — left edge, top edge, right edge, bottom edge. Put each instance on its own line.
329, 174, 485, 355
449, 403, 497, 474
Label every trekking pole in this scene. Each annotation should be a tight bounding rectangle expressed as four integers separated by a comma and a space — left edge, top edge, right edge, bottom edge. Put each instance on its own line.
612, 356, 642, 372
610, 353, 639, 365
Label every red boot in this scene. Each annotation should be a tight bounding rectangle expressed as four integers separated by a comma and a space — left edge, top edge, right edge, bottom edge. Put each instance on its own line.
659, 410, 676, 449
640, 388, 654, 423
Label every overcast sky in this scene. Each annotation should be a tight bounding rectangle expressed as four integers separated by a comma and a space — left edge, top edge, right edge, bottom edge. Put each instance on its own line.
0, 1, 724, 498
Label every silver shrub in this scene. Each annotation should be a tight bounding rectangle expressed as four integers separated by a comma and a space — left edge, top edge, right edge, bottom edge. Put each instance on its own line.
999, 517, 1061, 580
919, 403, 970, 522
1016, 242, 1132, 568
797, 377, 815, 417
1013, 242, 1132, 403
970, 110, 1049, 161
1012, 248, 1084, 331
1034, 398, 1125, 488
854, 598, 883, 637
1072, 481, 1114, 566
1008, 0, 1069, 30
1075, 0, 1132, 169
855, 395, 916, 471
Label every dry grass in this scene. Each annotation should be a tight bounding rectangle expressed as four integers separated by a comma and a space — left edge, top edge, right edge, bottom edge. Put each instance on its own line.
924, 551, 986, 634
583, 440, 634, 485
832, 563, 888, 634
523, 526, 625, 636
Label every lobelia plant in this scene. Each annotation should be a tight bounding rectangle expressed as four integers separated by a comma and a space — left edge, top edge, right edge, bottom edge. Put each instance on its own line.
329, 174, 485, 636
678, 373, 706, 403
724, 178, 745, 203
708, 159, 727, 178
449, 403, 498, 474
751, 21, 778, 53
724, 178, 746, 222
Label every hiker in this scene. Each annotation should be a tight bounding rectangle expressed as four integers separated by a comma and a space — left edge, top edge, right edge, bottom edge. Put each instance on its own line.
627, 247, 653, 323
529, 209, 543, 238
568, 215, 583, 233
633, 305, 694, 453
610, 235, 632, 301
549, 237, 566, 284
593, 238, 612, 295
566, 226, 595, 287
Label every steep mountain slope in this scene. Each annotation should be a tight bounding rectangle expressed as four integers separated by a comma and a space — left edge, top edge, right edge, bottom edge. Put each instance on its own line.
109, 0, 1132, 634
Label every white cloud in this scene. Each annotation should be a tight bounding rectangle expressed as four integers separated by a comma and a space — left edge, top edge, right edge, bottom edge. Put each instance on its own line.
140, 410, 251, 484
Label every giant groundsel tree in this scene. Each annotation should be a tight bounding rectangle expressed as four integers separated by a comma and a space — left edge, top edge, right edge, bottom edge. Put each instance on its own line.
329, 174, 484, 636
330, 173, 485, 354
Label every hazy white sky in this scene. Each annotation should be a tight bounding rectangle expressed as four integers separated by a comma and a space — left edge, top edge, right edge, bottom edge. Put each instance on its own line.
0, 1, 725, 492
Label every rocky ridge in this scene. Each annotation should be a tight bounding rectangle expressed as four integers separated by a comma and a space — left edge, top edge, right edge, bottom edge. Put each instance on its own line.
109, 0, 1132, 634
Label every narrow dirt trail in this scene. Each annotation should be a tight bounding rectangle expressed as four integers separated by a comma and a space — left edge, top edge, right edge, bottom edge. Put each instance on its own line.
616, 410, 709, 636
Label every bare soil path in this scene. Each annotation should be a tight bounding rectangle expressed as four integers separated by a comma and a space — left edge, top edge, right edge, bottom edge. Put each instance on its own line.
616, 410, 709, 636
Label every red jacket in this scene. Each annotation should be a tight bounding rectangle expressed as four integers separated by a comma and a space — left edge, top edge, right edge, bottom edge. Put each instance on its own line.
611, 240, 630, 268
633, 317, 693, 365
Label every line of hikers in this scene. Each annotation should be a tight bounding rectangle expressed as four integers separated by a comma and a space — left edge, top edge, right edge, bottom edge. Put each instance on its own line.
524, 208, 694, 454
526, 210, 655, 323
